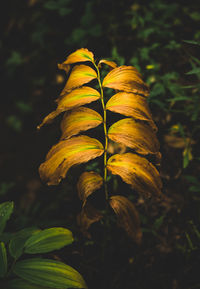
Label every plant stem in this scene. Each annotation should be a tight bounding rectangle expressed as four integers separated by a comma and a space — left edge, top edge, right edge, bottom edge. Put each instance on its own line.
93, 61, 109, 200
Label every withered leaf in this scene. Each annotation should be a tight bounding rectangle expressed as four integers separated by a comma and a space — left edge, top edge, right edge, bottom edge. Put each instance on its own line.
62, 48, 94, 65
107, 153, 162, 195
106, 92, 157, 131
60, 107, 103, 140
61, 65, 97, 94
108, 118, 159, 155
77, 171, 103, 203
37, 87, 100, 129
109, 195, 142, 243
57, 63, 70, 74
102, 66, 149, 96
77, 202, 103, 236
39, 136, 104, 185
98, 59, 117, 69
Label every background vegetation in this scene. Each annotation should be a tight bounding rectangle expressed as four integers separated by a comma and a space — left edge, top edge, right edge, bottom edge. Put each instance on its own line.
1, 0, 200, 288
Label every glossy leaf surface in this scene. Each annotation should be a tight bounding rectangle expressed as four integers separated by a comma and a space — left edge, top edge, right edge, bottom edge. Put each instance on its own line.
14, 258, 87, 289
39, 136, 104, 185
109, 195, 142, 243
0, 242, 7, 277
107, 153, 162, 195
24, 228, 73, 254
0, 201, 14, 234
102, 66, 149, 96
9, 228, 40, 259
108, 118, 159, 155
38, 87, 100, 129
61, 107, 103, 140
106, 92, 157, 130
77, 171, 103, 202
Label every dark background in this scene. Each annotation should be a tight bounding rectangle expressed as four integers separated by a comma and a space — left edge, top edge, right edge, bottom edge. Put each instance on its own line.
1, 0, 200, 288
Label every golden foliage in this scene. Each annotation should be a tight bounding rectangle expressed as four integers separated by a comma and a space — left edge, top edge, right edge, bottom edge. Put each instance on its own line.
109, 195, 142, 243
77, 171, 103, 203
107, 153, 162, 195
102, 66, 149, 96
98, 59, 117, 69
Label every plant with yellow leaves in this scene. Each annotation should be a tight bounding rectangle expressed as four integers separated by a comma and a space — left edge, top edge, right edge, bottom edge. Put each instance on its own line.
38, 48, 162, 243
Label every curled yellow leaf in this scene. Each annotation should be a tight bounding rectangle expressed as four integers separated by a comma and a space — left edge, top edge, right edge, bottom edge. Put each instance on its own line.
108, 118, 159, 155
106, 92, 157, 131
39, 136, 104, 185
77, 171, 103, 203
98, 59, 117, 69
109, 195, 142, 243
37, 87, 100, 129
102, 66, 149, 96
77, 201, 103, 237
61, 65, 97, 94
62, 48, 94, 65
60, 107, 103, 140
107, 153, 162, 195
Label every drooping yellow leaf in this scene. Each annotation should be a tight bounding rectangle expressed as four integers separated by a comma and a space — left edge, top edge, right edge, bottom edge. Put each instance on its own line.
37, 87, 100, 129
102, 66, 149, 96
109, 195, 142, 243
108, 118, 159, 155
61, 65, 97, 94
107, 153, 162, 195
60, 107, 103, 140
39, 136, 104, 185
77, 202, 103, 237
98, 59, 117, 69
77, 171, 103, 203
106, 92, 157, 131
62, 48, 94, 65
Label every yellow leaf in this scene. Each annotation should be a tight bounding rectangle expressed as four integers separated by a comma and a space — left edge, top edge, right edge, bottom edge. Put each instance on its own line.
61, 65, 97, 94
37, 87, 100, 129
62, 48, 94, 65
106, 92, 157, 131
57, 63, 70, 74
60, 107, 103, 140
77, 201, 103, 237
102, 66, 149, 96
109, 195, 142, 243
77, 171, 103, 203
39, 136, 104, 185
98, 59, 117, 69
107, 153, 162, 195
108, 118, 159, 155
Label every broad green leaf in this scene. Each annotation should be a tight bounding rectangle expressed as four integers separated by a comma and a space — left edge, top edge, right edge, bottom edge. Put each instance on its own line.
102, 66, 149, 96
77, 171, 103, 203
60, 107, 103, 140
24, 227, 73, 254
109, 196, 142, 243
62, 65, 97, 93
14, 258, 87, 288
8, 278, 52, 289
107, 153, 162, 196
106, 92, 157, 131
0, 201, 14, 233
108, 118, 159, 155
0, 242, 7, 277
9, 228, 41, 259
39, 135, 104, 185
186, 67, 200, 75
37, 87, 100, 129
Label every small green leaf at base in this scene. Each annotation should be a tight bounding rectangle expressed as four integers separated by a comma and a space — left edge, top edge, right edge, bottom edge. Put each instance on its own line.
0, 242, 7, 277
0, 202, 14, 233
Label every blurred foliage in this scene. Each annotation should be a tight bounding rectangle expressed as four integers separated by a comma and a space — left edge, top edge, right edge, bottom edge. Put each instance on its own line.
1, 0, 200, 288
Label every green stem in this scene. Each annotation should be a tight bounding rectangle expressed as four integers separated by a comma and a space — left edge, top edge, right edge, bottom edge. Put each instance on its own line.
93, 61, 108, 200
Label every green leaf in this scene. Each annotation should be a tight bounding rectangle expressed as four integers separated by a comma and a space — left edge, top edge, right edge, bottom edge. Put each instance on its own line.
9, 228, 41, 259
0, 242, 7, 277
24, 227, 73, 254
8, 278, 52, 289
14, 258, 87, 288
0, 201, 14, 233
186, 67, 200, 75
